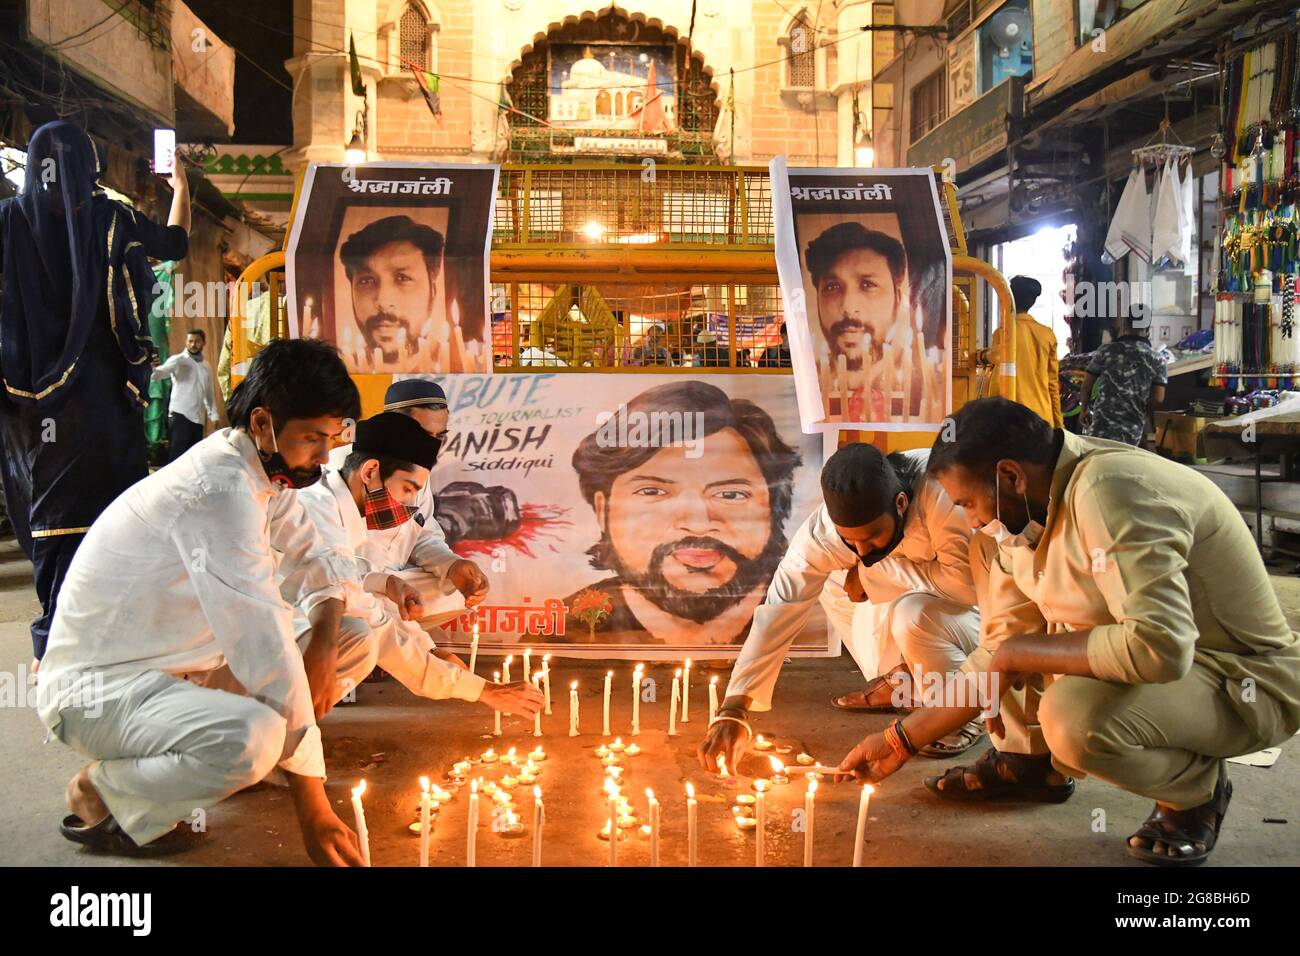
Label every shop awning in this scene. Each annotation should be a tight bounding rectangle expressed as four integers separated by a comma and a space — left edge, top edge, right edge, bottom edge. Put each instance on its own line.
1027, 0, 1239, 112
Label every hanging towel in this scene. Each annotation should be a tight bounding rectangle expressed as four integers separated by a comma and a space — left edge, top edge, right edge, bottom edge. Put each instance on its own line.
1152, 158, 1185, 269
1179, 161, 1196, 276
1104, 167, 1151, 263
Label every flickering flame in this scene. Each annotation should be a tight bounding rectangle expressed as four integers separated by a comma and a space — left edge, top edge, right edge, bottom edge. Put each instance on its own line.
534, 785, 542, 800
755, 779, 767, 794
571, 680, 578, 690
686, 782, 696, 800
717, 754, 729, 777
352, 780, 366, 798
809, 778, 818, 795
471, 779, 479, 793
419, 776, 429, 794
769, 756, 784, 773
675, 668, 682, 678
646, 788, 655, 802
710, 675, 718, 685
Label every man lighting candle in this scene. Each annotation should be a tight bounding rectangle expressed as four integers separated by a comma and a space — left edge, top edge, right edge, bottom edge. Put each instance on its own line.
293, 412, 543, 719
37, 340, 366, 864
838, 398, 1300, 867
699, 442, 984, 775
329, 379, 490, 637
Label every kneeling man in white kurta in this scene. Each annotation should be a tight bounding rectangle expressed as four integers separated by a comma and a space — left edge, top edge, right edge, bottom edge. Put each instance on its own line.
699, 442, 983, 773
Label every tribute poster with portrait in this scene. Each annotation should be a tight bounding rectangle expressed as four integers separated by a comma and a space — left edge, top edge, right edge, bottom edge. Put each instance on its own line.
286, 162, 498, 374
407, 372, 829, 659
771, 158, 952, 433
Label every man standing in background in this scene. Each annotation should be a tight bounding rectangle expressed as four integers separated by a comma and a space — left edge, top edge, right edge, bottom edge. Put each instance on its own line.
985, 276, 1064, 429
152, 328, 218, 462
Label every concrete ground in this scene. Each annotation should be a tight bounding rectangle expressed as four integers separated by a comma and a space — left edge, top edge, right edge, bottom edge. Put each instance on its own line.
0, 532, 1296, 867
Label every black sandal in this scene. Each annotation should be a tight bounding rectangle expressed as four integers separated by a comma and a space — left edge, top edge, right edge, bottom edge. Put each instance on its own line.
1127, 761, 1232, 867
924, 747, 1075, 802
60, 814, 197, 857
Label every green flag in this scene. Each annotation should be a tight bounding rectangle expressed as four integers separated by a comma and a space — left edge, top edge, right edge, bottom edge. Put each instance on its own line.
349, 34, 365, 97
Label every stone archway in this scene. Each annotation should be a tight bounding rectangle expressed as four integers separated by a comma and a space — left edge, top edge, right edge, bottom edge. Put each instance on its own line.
503, 5, 721, 162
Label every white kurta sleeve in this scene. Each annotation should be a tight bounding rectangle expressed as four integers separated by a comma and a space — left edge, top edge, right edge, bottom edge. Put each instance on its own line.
149, 353, 181, 383
405, 481, 461, 582
170, 488, 327, 778
725, 507, 857, 712
373, 609, 487, 702
1076, 472, 1199, 684
271, 488, 354, 620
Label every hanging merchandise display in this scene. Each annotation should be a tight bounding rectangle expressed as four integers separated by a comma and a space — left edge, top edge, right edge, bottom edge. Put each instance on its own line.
1102, 130, 1195, 271
1212, 23, 1300, 392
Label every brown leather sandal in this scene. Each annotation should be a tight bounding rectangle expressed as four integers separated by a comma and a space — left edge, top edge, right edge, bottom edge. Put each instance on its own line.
831, 673, 908, 713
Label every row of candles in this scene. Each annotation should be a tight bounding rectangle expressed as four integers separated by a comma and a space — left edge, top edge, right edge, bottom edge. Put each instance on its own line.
478, 654, 727, 739
347, 739, 876, 866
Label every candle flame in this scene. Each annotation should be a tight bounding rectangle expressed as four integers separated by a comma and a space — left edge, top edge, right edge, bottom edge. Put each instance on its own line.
534, 785, 542, 800
646, 788, 655, 802
769, 756, 784, 773
544, 653, 552, 662
717, 754, 728, 776
686, 782, 695, 800
352, 779, 366, 798
419, 776, 429, 793
604, 778, 619, 796
471, 779, 479, 793
675, 668, 682, 678
505, 654, 514, 664
606, 670, 613, 678
809, 779, 818, 795
685, 658, 692, 668
571, 680, 578, 690
864, 784, 876, 795
634, 663, 644, 672
755, 779, 767, 793
526, 647, 533, 655
710, 675, 718, 685
494, 671, 501, 681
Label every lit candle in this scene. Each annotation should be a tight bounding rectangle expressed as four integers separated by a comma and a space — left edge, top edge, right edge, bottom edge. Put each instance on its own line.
708, 675, 719, 723
686, 782, 698, 868
504, 746, 518, 766
466, 779, 480, 867
532, 786, 544, 867
803, 777, 817, 867
852, 784, 874, 867
528, 745, 546, 762
607, 779, 619, 867
569, 681, 580, 736
481, 747, 497, 763
647, 788, 660, 867
492, 672, 502, 736
768, 756, 789, 785
532, 674, 544, 737
469, 618, 479, 675
602, 670, 613, 736
503, 654, 513, 685
669, 669, 680, 736
351, 780, 370, 867
609, 737, 625, 753
542, 655, 553, 714
755, 779, 767, 868
419, 776, 431, 867
754, 735, 774, 751
631, 664, 644, 736
523, 647, 532, 684
682, 659, 692, 723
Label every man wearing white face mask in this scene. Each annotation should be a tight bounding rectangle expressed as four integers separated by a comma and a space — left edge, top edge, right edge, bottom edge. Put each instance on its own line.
836, 397, 1300, 867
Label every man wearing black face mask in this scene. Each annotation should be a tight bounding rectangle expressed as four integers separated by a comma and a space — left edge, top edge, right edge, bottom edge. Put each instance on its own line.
36, 339, 373, 866
699, 442, 983, 776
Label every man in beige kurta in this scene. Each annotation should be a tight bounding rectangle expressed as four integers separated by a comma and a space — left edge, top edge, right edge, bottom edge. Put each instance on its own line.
835, 397, 1300, 865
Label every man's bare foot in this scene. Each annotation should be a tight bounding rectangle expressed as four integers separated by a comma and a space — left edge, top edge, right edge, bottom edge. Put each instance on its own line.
66, 766, 109, 827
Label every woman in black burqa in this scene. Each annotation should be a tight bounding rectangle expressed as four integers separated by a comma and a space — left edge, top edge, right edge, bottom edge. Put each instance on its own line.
0, 120, 190, 661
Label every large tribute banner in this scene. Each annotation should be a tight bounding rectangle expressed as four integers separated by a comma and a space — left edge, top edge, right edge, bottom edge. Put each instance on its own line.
771, 158, 952, 433
286, 162, 498, 374
415, 372, 829, 659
